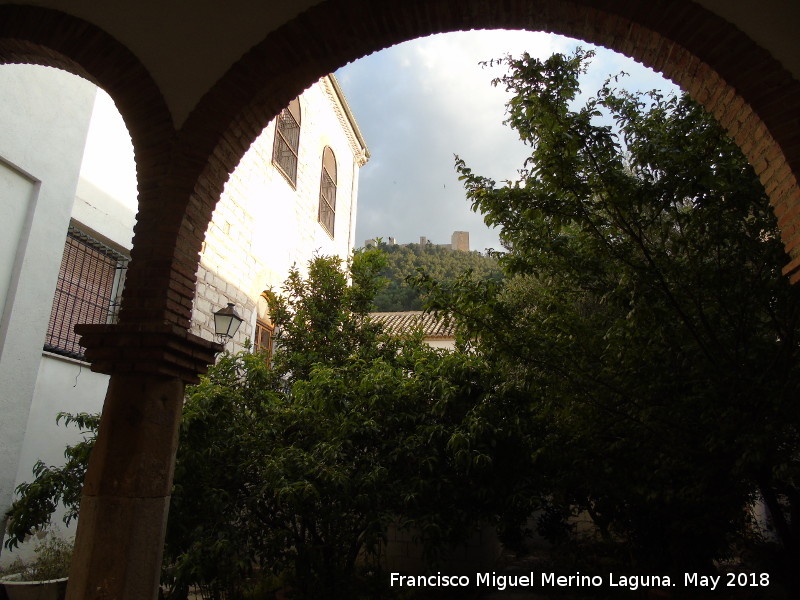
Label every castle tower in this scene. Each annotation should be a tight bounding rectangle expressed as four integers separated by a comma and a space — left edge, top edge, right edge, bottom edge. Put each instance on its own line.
451, 231, 469, 252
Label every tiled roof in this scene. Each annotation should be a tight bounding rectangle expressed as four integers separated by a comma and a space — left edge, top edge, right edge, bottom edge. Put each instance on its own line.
369, 311, 456, 338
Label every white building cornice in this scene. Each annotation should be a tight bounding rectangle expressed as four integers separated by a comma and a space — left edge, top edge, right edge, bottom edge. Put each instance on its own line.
323, 74, 370, 167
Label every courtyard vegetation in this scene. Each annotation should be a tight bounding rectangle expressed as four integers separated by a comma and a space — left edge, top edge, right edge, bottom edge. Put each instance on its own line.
4, 48, 800, 599
419, 48, 800, 596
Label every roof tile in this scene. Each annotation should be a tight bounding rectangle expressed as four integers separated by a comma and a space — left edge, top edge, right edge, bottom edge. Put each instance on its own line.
369, 311, 455, 338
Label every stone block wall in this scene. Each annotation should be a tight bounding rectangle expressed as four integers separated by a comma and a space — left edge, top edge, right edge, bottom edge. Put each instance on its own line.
451, 231, 469, 252
191, 75, 367, 349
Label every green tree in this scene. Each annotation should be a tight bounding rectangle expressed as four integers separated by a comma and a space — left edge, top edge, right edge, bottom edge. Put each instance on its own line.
3, 412, 97, 550
6, 249, 505, 599
423, 48, 800, 584
163, 250, 426, 598
193, 250, 507, 598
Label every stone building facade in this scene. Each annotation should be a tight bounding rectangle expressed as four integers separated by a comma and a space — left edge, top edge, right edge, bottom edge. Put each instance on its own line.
191, 74, 368, 351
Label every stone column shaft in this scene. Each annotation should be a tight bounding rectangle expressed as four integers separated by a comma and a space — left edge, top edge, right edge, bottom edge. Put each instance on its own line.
66, 373, 184, 600
66, 323, 220, 600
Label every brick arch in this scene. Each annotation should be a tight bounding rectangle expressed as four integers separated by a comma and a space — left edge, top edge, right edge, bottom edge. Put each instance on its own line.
3, 1, 799, 333
0, 5, 174, 205
0, 5, 188, 331
170, 0, 800, 336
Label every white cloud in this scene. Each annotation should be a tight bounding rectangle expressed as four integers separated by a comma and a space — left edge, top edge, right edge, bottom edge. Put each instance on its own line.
337, 31, 678, 253
79, 89, 138, 212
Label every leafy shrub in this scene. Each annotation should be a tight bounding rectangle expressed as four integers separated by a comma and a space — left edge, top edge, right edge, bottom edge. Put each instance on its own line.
0, 535, 72, 581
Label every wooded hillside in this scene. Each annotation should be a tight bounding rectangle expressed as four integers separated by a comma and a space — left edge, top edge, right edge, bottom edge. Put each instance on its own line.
371, 242, 501, 311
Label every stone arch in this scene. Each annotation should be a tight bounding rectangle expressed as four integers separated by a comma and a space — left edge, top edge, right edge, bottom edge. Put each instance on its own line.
173, 0, 800, 340
0, 5, 173, 208
2, 0, 798, 331
0, 0, 800, 329
0, 5, 199, 345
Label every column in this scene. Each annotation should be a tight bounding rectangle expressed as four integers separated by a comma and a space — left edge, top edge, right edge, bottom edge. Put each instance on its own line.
65, 323, 220, 600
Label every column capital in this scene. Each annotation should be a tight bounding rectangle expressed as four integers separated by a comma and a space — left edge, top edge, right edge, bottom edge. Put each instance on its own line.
75, 323, 221, 383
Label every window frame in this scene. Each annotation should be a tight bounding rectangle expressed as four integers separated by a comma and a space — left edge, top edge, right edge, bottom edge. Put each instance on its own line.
44, 224, 129, 360
318, 146, 337, 237
253, 318, 274, 362
272, 98, 301, 187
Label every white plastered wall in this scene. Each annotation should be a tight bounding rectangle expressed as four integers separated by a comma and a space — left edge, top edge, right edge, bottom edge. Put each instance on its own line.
0, 65, 97, 559
0, 74, 139, 564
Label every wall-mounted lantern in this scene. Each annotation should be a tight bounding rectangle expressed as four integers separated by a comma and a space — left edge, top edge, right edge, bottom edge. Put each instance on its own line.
213, 302, 243, 344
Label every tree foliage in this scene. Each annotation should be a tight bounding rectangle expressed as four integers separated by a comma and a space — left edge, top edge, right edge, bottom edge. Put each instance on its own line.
5, 250, 504, 599
164, 250, 505, 598
3, 412, 97, 550
422, 49, 800, 583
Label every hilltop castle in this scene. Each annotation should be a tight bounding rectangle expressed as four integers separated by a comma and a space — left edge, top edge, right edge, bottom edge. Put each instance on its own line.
366, 230, 470, 252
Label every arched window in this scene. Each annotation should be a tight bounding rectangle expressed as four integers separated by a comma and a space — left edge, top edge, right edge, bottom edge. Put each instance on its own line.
253, 292, 275, 363
318, 146, 337, 236
272, 98, 301, 185
254, 318, 274, 361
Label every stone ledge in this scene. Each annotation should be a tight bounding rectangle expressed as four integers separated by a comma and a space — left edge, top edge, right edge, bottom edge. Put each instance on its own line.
74, 322, 222, 383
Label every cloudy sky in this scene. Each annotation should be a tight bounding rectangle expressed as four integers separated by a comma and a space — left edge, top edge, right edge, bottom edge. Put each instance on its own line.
335, 30, 679, 254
